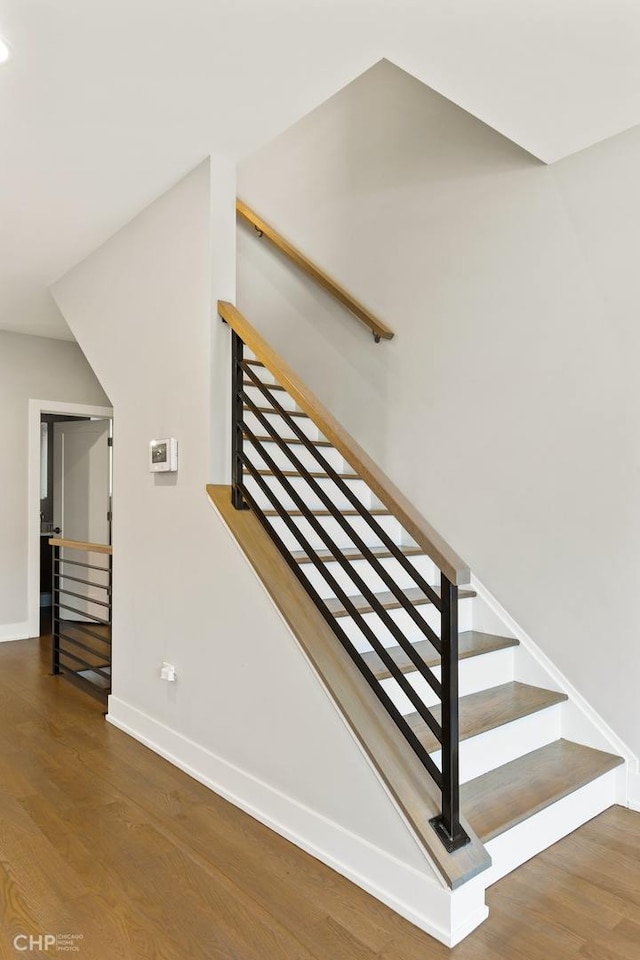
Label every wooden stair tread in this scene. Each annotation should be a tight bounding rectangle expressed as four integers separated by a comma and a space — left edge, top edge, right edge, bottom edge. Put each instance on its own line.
406, 681, 568, 754
291, 545, 424, 564
244, 468, 359, 480
461, 739, 624, 842
244, 434, 333, 448
325, 585, 476, 618
243, 379, 286, 391
244, 405, 309, 419
264, 508, 392, 517
360, 630, 518, 680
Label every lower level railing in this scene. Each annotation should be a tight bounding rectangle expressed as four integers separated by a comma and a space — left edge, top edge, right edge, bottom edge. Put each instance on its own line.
49, 538, 112, 698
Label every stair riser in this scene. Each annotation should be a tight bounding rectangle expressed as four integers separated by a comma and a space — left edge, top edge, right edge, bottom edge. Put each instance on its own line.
452, 704, 562, 783
377, 647, 515, 713
243, 410, 322, 442
265, 514, 404, 551
242, 382, 301, 413
299, 555, 438, 599
338, 596, 474, 649
244, 441, 347, 474
244, 474, 373, 513
481, 767, 622, 887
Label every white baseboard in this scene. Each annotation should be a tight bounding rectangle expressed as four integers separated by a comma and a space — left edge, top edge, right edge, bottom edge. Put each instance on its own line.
450, 903, 489, 947
0, 621, 32, 642
107, 696, 486, 947
627, 772, 640, 812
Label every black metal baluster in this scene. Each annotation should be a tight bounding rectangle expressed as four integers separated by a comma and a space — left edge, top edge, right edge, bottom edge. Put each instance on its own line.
241, 362, 442, 607
237, 464, 443, 786
231, 331, 248, 509
107, 550, 113, 682
227, 320, 470, 853
51, 545, 61, 675
430, 573, 469, 851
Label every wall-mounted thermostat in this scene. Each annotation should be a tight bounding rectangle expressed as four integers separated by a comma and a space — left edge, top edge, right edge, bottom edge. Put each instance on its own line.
149, 438, 178, 473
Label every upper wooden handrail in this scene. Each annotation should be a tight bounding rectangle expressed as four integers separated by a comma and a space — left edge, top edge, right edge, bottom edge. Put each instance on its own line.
49, 538, 112, 555
236, 199, 394, 343
218, 300, 469, 585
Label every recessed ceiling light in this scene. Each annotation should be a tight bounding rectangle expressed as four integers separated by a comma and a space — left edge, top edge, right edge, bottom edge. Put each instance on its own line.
0, 37, 11, 65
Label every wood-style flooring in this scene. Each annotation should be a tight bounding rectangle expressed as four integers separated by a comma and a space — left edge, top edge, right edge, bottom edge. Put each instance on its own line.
0, 635, 639, 959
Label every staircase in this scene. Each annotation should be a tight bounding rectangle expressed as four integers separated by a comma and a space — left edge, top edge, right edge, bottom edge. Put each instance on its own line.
214, 299, 629, 943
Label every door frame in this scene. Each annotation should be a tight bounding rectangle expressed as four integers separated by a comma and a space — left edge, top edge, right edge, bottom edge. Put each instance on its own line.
27, 399, 113, 639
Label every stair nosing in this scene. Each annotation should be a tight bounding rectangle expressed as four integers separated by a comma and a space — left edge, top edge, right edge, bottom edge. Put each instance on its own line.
243, 379, 286, 392
244, 405, 309, 419
360, 630, 519, 680
405, 681, 567, 756
264, 508, 392, 517
244, 434, 333, 448
461, 738, 624, 843
244, 468, 360, 480
291, 545, 424, 564
325, 585, 476, 618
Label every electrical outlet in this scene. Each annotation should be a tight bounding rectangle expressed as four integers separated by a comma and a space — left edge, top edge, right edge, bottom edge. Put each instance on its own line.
160, 661, 177, 682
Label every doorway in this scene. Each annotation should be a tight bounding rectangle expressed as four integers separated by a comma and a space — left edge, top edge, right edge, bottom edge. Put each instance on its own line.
27, 400, 113, 640
40, 414, 89, 632
39, 416, 112, 635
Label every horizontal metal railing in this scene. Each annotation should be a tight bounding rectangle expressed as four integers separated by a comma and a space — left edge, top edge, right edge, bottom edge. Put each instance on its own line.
50, 539, 112, 698
228, 323, 468, 852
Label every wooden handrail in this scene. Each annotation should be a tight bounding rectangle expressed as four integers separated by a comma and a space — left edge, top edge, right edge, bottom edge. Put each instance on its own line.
218, 301, 469, 585
236, 199, 395, 343
49, 538, 112, 555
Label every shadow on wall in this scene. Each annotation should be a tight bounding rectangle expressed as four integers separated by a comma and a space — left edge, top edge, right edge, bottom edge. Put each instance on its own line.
236, 57, 640, 756
236, 59, 540, 467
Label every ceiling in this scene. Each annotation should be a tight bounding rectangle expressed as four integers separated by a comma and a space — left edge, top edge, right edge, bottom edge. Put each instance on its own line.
1, 0, 639, 341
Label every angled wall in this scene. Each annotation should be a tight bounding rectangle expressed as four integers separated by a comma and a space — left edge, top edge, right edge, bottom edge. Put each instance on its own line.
51, 159, 464, 943
237, 60, 640, 758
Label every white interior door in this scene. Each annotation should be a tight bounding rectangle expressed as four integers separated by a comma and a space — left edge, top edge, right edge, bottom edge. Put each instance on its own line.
53, 419, 111, 621
53, 419, 111, 545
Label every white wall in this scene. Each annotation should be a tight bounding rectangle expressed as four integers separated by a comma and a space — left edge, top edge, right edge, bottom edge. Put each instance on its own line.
51, 160, 453, 940
237, 61, 640, 756
0, 331, 109, 637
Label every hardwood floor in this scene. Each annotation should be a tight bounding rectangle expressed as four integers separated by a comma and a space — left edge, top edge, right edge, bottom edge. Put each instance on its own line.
1, 636, 639, 959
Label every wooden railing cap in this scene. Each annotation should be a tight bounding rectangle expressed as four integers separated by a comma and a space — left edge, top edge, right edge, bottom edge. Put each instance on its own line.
49, 538, 112, 555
